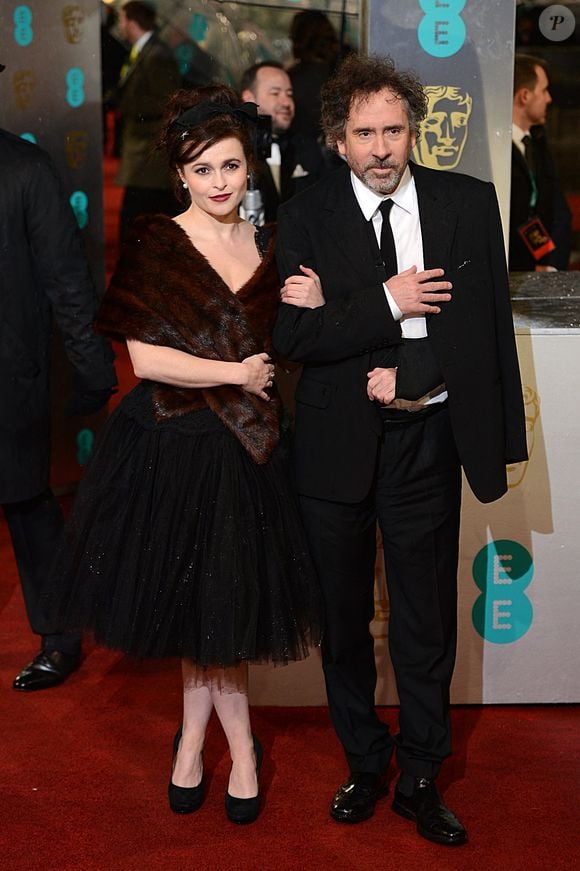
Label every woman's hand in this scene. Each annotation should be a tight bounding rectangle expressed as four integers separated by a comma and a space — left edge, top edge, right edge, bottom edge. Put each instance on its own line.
280, 265, 325, 308
240, 352, 275, 400
367, 367, 397, 405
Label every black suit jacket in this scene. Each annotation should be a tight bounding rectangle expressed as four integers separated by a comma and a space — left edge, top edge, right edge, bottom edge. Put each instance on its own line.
115, 33, 181, 190
273, 162, 527, 505
257, 132, 329, 223
0, 131, 116, 502
509, 128, 572, 271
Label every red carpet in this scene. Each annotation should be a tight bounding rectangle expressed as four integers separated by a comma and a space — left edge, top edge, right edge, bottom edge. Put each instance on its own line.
1, 526, 578, 870
0, 156, 578, 870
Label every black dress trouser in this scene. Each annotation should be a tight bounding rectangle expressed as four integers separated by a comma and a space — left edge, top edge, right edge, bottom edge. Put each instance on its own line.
2, 488, 81, 655
299, 405, 462, 780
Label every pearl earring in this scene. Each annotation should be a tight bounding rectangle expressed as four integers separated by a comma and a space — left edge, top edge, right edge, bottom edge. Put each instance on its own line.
182, 181, 187, 188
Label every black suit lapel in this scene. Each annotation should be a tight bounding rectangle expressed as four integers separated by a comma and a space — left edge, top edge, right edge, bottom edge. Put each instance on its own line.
412, 163, 457, 272
322, 168, 381, 286
411, 163, 458, 340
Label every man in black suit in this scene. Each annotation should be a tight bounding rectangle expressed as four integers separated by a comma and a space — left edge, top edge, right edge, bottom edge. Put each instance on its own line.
273, 54, 527, 846
114, 1, 181, 241
0, 128, 117, 691
240, 61, 327, 223
509, 53, 571, 271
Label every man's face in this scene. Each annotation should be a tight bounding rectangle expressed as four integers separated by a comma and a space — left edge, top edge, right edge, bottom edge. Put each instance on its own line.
337, 88, 416, 196
524, 65, 552, 126
118, 10, 131, 42
415, 86, 472, 170
250, 67, 294, 134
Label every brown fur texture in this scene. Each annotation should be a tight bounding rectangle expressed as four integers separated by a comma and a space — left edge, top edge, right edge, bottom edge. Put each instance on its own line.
96, 214, 282, 464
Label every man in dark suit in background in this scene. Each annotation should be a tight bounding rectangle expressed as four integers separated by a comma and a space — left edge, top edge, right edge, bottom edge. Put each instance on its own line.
114, 1, 181, 241
273, 54, 527, 846
240, 61, 327, 223
510, 53, 571, 271
0, 128, 117, 691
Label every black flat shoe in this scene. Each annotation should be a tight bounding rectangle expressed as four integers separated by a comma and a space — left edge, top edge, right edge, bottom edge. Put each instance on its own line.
13, 650, 81, 692
225, 736, 263, 825
392, 777, 467, 846
330, 772, 389, 823
168, 727, 205, 814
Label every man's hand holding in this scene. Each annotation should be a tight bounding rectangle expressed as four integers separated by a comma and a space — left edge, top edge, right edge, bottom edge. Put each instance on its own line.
280, 265, 325, 308
387, 265, 452, 316
367, 367, 397, 405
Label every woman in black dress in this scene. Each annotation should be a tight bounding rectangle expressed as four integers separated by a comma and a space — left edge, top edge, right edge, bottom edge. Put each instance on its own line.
48, 86, 321, 824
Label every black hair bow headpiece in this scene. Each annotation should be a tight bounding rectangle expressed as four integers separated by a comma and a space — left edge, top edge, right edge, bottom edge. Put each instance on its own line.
173, 101, 259, 138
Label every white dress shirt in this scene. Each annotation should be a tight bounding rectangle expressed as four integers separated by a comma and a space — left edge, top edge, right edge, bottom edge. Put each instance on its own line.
351, 167, 448, 404
350, 167, 427, 338
133, 30, 153, 56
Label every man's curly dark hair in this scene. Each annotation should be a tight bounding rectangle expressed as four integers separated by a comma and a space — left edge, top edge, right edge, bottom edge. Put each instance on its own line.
321, 53, 428, 150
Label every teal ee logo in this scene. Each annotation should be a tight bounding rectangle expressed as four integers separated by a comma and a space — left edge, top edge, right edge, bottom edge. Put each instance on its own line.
188, 14, 208, 42
175, 43, 194, 77
76, 428, 94, 466
418, 0, 467, 58
20, 132, 37, 143
66, 67, 85, 107
70, 190, 89, 228
472, 540, 533, 644
14, 6, 33, 47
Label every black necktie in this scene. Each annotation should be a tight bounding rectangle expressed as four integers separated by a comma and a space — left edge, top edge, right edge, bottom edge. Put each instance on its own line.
379, 199, 398, 280
376, 198, 444, 402
521, 134, 535, 171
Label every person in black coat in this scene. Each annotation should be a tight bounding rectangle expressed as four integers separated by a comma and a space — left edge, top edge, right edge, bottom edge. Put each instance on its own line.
113, 1, 181, 241
509, 53, 572, 272
0, 129, 117, 691
287, 10, 340, 140
273, 54, 527, 846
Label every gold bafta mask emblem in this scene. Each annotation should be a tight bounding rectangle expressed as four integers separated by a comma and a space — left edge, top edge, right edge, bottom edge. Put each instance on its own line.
65, 130, 89, 169
13, 70, 36, 109
414, 86, 473, 171
62, 5, 85, 44
507, 386, 540, 489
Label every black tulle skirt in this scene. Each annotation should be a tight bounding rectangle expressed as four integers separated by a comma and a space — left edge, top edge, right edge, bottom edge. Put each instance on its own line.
48, 382, 322, 666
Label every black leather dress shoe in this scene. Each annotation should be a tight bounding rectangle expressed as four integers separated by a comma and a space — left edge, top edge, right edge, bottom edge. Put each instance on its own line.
12, 650, 81, 692
392, 778, 467, 846
330, 772, 389, 823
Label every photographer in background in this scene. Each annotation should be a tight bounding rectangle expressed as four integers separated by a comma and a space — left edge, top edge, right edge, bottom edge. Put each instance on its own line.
240, 61, 327, 223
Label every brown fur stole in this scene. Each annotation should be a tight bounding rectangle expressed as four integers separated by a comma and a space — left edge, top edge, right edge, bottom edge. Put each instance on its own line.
95, 214, 282, 464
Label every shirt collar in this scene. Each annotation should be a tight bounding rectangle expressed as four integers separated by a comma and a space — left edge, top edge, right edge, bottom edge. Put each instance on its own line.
134, 31, 153, 54
512, 122, 529, 145
350, 164, 415, 222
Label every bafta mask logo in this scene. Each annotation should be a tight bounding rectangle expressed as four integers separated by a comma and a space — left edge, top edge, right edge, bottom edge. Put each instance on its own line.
507, 386, 540, 489
414, 85, 473, 170
62, 4, 85, 44
13, 69, 36, 109
65, 130, 89, 169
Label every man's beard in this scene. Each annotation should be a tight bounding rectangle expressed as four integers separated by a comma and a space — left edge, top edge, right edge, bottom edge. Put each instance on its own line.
360, 158, 405, 195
